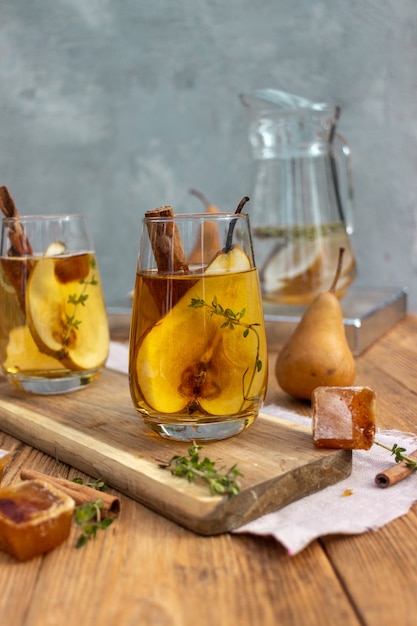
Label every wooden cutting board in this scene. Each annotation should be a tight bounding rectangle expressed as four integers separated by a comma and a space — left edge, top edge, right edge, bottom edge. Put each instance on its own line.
0, 369, 351, 535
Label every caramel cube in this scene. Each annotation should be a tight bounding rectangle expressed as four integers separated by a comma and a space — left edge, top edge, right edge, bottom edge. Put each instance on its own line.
0, 449, 12, 483
312, 386, 376, 450
0, 479, 75, 561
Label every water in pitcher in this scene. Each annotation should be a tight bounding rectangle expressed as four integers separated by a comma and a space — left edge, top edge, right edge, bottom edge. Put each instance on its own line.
241, 88, 357, 306
253, 222, 356, 306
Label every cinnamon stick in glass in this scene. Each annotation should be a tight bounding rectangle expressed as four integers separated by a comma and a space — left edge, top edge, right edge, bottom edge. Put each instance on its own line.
145, 205, 189, 274
0, 186, 32, 256
143, 205, 196, 314
0, 185, 32, 312
375, 449, 417, 488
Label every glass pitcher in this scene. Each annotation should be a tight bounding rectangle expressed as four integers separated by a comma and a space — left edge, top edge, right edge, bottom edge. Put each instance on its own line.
240, 88, 357, 307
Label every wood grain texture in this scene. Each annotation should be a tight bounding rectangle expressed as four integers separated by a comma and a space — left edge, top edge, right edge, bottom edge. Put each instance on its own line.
321, 509, 417, 625
0, 439, 361, 626
0, 370, 351, 534
1, 314, 417, 626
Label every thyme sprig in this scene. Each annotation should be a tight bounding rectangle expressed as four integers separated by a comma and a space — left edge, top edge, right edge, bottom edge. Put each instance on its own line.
374, 441, 417, 471
71, 476, 107, 491
160, 444, 242, 496
62, 257, 98, 344
73, 499, 114, 548
189, 296, 262, 410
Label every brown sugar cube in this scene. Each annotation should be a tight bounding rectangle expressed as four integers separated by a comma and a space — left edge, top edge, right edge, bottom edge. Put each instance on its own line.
0, 479, 75, 561
0, 449, 12, 483
312, 386, 376, 450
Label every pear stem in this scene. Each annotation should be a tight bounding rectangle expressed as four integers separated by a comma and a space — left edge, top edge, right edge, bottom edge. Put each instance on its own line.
225, 196, 250, 252
329, 247, 345, 294
235, 196, 250, 215
189, 188, 210, 208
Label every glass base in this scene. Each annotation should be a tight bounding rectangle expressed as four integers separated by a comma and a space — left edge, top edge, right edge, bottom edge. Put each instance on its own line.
7, 369, 102, 395
142, 415, 256, 442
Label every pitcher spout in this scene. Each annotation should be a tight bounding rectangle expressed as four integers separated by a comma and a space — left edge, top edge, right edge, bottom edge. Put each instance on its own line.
240, 88, 340, 158
240, 88, 338, 115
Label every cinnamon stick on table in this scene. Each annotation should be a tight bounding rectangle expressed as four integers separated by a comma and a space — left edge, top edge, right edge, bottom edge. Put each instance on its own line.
375, 449, 417, 488
20, 469, 121, 516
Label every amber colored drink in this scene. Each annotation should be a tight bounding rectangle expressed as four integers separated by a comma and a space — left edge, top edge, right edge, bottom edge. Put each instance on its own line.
129, 266, 268, 438
0, 251, 109, 387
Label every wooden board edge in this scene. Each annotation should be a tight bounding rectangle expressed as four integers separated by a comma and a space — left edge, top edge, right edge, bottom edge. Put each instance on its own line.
0, 395, 353, 536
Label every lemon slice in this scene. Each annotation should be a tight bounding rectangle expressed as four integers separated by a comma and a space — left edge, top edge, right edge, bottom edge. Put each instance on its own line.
26, 253, 109, 371
261, 239, 322, 294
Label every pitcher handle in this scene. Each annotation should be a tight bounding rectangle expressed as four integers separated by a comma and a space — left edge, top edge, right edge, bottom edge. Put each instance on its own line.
332, 132, 355, 235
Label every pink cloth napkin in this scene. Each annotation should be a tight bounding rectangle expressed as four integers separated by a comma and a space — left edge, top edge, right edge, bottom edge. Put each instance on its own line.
234, 404, 417, 554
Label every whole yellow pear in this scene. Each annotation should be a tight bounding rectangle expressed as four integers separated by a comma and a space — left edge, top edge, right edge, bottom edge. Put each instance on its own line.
275, 248, 355, 400
188, 189, 221, 264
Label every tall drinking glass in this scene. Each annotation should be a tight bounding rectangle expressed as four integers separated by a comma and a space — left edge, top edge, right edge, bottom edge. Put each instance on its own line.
129, 208, 268, 442
0, 214, 110, 394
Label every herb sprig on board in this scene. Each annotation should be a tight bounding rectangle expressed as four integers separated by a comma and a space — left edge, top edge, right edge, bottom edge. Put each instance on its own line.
160, 444, 242, 497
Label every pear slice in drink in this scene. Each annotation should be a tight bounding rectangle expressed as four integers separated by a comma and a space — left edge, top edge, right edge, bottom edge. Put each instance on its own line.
3, 326, 66, 373
261, 238, 323, 295
25, 244, 109, 371
134, 245, 266, 416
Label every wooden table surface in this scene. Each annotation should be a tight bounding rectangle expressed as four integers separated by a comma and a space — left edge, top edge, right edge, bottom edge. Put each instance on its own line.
1, 314, 417, 626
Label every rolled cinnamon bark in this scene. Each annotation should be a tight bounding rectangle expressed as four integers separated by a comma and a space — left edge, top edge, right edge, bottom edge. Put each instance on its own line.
143, 205, 196, 314
0, 186, 33, 313
145, 205, 189, 274
375, 449, 417, 488
0, 186, 32, 255
20, 469, 121, 515
0, 185, 18, 219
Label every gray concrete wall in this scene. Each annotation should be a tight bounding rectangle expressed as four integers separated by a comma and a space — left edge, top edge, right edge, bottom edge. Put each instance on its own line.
1, 1, 416, 310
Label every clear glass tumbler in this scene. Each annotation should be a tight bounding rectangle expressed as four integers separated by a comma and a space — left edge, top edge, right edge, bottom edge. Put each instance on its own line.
129, 209, 268, 442
0, 214, 110, 394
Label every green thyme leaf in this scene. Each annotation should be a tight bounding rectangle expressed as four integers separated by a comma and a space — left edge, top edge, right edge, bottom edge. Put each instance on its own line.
71, 477, 107, 491
189, 296, 263, 410
374, 441, 417, 471
73, 498, 114, 549
160, 444, 242, 497
61, 268, 98, 350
